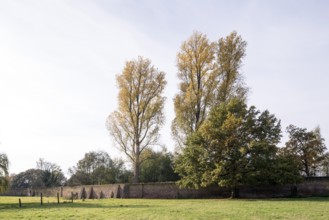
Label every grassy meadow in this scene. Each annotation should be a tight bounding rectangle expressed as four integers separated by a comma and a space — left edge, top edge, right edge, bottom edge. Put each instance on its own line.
0, 196, 329, 219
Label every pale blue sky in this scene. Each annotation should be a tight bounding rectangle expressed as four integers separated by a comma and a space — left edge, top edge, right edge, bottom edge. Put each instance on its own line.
0, 0, 328, 175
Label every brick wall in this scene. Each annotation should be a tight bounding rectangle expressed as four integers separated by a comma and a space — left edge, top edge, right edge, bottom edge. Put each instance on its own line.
2, 178, 329, 199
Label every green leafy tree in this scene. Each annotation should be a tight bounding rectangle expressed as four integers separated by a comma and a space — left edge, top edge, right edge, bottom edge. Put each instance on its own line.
67, 151, 130, 186
274, 148, 303, 184
107, 56, 166, 183
10, 159, 65, 189
0, 153, 9, 192
175, 99, 298, 198
36, 158, 66, 187
139, 148, 179, 183
10, 169, 44, 189
172, 31, 248, 149
284, 125, 327, 176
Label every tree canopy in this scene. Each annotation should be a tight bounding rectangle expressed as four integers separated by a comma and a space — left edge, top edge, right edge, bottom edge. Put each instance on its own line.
67, 151, 130, 186
216, 31, 248, 103
139, 148, 179, 183
284, 125, 327, 176
175, 99, 300, 197
172, 31, 248, 149
10, 159, 65, 189
36, 158, 66, 187
10, 169, 44, 189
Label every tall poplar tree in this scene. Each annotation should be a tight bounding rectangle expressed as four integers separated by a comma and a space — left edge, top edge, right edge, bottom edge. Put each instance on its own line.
107, 56, 166, 183
172, 32, 216, 148
172, 31, 248, 148
216, 31, 248, 103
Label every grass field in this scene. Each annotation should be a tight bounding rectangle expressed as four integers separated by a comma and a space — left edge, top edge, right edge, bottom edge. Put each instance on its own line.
0, 196, 329, 219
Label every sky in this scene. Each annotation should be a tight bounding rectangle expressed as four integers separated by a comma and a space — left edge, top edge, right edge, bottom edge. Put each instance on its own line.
0, 0, 329, 176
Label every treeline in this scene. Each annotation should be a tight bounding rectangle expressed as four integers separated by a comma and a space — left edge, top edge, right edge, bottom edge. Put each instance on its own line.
1, 31, 328, 194
9, 148, 179, 189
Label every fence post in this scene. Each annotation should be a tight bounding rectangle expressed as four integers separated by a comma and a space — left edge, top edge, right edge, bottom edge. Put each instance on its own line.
40, 193, 43, 205
141, 183, 144, 198
71, 192, 74, 203
18, 198, 22, 208
57, 192, 60, 204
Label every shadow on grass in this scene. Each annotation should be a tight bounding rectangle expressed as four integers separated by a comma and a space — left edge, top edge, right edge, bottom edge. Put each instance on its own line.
239, 197, 329, 202
0, 200, 150, 210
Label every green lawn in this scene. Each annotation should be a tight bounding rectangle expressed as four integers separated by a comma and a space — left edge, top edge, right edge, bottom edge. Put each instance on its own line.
0, 196, 329, 219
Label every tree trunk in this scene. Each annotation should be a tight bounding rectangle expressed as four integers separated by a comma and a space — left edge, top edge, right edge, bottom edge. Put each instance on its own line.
230, 186, 239, 199
133, 159, 140, 183
305, 162, 310, 177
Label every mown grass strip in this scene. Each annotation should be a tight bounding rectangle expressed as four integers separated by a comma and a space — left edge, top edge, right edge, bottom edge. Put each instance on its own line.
0, 196, 328, 219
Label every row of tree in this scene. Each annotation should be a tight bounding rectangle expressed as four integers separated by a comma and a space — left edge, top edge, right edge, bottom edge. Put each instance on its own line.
7, 128, 329, 190
9, 149, 178, 189
8, 123, 329, 191
106, 30, 328, 197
